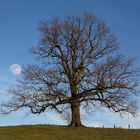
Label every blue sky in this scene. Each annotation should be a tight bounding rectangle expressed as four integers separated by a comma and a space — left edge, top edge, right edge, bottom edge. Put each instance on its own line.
0, 0, 140, 128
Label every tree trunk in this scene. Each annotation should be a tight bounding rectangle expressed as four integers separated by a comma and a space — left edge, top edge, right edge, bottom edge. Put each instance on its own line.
70, 100, 81, 127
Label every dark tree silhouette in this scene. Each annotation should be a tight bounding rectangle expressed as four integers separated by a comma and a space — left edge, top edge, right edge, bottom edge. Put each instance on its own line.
1, 12, 139, 127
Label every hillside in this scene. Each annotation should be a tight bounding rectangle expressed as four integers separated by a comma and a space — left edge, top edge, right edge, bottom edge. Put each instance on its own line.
0, 125, 139, 140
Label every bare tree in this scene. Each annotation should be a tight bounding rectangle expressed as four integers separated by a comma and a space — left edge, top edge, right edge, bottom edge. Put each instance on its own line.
1, 12, 139, 127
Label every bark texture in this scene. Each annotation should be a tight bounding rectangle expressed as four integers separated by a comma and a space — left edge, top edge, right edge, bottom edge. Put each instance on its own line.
70, 100, 81, 127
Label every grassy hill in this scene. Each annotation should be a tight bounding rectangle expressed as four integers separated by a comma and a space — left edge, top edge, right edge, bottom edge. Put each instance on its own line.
0, 124, 139, 140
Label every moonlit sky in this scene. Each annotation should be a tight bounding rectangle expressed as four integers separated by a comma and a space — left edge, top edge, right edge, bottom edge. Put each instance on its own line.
0, 0, 140, 128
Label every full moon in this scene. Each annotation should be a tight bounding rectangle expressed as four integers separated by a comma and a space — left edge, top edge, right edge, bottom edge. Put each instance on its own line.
10, 64, 22, 75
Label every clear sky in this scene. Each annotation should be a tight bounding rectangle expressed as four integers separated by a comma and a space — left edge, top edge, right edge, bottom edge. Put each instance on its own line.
0, 0, 140, 128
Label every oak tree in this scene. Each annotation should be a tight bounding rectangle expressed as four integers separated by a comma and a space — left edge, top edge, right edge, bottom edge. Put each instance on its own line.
1, 12, 139, 127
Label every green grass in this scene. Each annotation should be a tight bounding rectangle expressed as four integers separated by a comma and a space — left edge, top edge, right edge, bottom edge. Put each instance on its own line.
0, 124, 139, 140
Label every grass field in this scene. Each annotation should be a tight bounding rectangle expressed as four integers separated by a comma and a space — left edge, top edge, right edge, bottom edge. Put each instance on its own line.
0, 124, 139, 140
